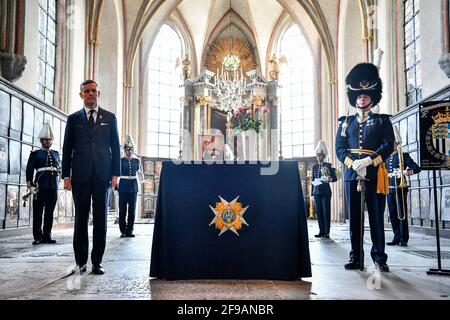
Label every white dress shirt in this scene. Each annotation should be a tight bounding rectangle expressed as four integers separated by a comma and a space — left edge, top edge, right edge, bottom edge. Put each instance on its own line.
84, 105, 99, 123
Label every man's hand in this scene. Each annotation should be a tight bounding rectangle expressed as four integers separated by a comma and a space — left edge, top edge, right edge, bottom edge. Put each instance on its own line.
111, 176, 118, 189
352, 159, 363, 171
356, 167, 367, 178
64, 178, 72, 191
321, 176, 329, 183
360, 156, 372, 168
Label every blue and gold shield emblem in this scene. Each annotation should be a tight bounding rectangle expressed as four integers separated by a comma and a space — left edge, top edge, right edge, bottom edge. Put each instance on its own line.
209, 196, 249, 236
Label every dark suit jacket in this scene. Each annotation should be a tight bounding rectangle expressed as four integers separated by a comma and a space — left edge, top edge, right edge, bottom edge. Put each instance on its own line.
62, 107, 121, 183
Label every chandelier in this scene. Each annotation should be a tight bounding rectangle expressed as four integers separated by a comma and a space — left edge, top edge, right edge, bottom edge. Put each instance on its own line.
210, 1, 250, 116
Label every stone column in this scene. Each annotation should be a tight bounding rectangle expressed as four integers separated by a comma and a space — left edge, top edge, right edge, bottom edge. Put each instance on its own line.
194, 90, 210, 160
0, 0, 27, 82
439, 0, 450, 78
180, 81, 194, 160
267, 81, 281, 160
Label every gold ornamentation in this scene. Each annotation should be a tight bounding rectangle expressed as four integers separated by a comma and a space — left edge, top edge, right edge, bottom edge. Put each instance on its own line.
205, 38, 256, 76
372, 155, 383, 167
195, 96, 210, 106
252, 96, 265, 106
209, 196, 249, 236
344, 156, 354, 168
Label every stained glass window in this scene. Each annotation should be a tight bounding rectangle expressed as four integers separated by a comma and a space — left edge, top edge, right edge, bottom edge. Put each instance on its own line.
37, 0, 57, 106
404, 0, 421, 106
279, 24, 315, 158
146, 25, 183, 159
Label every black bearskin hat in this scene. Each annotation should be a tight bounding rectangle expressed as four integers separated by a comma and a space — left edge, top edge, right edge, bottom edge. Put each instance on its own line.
346, 63, 382, 107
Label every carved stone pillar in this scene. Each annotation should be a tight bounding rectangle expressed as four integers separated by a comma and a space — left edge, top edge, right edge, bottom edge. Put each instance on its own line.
268, 81, 281, 160
439, 0, 450, 78
0, 0, 27, 82
180, 81, 194, 160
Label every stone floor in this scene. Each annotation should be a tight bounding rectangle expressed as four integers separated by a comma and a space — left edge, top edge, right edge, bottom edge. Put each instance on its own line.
0, 220, 450, 300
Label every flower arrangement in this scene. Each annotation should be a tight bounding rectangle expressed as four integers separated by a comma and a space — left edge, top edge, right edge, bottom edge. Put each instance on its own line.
232, 105, 269, 135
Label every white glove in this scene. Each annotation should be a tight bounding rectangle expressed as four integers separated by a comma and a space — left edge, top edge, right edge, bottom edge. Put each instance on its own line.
393, 168, 401, 178
360, 156, 372, 168
356, 167, 367, 178
352, 159, 363, 171
321, 176, 329, 183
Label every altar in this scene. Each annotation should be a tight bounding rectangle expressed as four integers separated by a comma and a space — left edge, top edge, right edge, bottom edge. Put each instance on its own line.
149, 161, 312, 280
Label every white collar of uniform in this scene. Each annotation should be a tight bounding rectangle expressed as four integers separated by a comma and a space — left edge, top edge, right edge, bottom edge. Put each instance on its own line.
84, 105, 99, 116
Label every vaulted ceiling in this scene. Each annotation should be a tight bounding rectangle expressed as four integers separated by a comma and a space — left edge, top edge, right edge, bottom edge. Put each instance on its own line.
175, 0, 285, 74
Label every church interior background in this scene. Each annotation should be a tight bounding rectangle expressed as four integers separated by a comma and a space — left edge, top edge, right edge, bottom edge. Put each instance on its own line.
1, 0, 450, 300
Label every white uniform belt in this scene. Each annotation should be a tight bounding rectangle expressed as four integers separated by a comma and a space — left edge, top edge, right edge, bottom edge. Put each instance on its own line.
120, 176, 137, 180
36, 167, 58, 172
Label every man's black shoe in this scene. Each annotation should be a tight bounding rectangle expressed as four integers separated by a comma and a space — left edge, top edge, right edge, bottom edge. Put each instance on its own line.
387, 239, 400, 246
344, 260, 362, 270
322, 234, 330, 239
125, 233, 135, 238
314, 234, 323, 238
32, 240, 41, 245
42, 239, 57, 244
399, 242, 408, 247
120, 233, 126, 238
92, 264, 105, 275
72, 264, 87, 274
375, 261, 390, 272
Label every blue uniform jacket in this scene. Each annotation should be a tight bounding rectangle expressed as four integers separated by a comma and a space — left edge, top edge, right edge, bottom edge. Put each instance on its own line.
336, 112, 395, 182
311, 162, 337, 195
118, 157, 140, 193
386, 152, 421, 193
26, 149, 60, 190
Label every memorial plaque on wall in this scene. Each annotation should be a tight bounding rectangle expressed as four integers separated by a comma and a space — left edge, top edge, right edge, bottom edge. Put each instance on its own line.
419, 101, 450, 169
65, 191, 73, 217
58, 190, 66, 218
19, 186, 30, 225
52, 117, 61, 150
21, 144, 32, 184
9, 140, 21, 183
408, 114, 417, 146
5, 185, 19, 228
429, 187, 441, 220
33, 109, 44, 146
0, 137, 8, 182
0, 90, 10, 135
410, 185, 420, 219
0, 184, 5, 220
22, 103, 34, 143
420, 188, 430, 220
144, 159, 155, 177
44, 113, 53, 127
441, 187, 450, 221
10, 96, 23, 139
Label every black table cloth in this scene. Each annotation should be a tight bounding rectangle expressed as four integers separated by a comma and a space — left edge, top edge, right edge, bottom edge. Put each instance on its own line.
150, 161, 311, 280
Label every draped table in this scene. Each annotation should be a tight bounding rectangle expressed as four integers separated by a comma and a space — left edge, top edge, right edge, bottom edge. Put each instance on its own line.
150, 161, 311, 280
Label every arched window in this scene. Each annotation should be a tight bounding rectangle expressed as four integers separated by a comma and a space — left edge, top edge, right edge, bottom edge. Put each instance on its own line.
37, 0, 57, 106
278, 24, 315, 158
146, 25, 183, 158
404, 0, 421, 105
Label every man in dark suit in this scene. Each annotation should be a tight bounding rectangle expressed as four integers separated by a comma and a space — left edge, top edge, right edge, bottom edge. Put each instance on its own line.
386, 129, 421, 247
26, 122, 60, 245
62, 80, 121, 275
311, 140, 337, 239
118, 134, 143, 238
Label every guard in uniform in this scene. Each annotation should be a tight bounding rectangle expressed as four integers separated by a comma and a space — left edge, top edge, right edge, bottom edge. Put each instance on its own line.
386, 130, 421, 246
118, 135, 143, 237
311, 140, 337, 238
26, 123, 60, 245
336, 63, 395, 272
